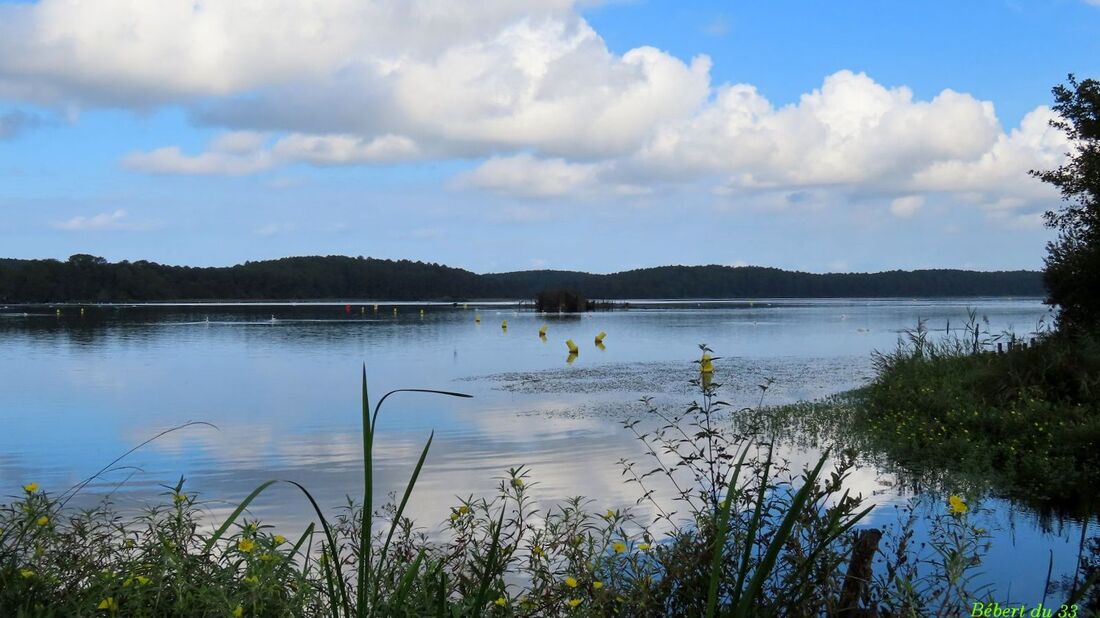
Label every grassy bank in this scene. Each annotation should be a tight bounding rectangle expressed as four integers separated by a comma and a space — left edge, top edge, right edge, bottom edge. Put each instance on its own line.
0, 352, 1090, 616
838, 321, 1099, 516
752, 322, 1100, 614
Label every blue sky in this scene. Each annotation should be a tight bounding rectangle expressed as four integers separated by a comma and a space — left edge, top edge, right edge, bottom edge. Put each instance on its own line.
1, 0, 1098, 273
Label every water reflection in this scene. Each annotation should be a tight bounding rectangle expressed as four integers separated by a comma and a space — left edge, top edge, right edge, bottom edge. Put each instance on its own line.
0, 298, 1083, 602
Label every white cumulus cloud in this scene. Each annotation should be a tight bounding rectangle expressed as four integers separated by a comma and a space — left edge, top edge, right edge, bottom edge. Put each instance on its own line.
272, 134, 420, 164
889, 196, 924, 218
54, 209, 153, 231
0, 0, 1074, 219
453, 154, 606, 197
122, 146, 276, 176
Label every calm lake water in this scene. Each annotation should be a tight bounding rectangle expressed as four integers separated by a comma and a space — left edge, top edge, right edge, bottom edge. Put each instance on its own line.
1, 298, 1088, 604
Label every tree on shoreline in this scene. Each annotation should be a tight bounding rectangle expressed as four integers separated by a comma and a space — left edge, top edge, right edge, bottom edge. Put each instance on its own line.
1032, 74, 1100, 331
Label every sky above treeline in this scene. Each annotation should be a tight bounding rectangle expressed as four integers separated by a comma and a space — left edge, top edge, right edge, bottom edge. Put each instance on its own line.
1, 0, 1098, 274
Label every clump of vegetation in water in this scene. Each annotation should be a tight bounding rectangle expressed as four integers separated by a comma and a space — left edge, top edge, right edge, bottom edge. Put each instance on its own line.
853, 316, 1099, 516
534, 289, 592, 313
754, 311, 1100, 518
0, 355, 1086, 616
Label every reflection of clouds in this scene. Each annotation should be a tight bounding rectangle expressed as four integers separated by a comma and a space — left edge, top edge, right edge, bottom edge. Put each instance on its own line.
124, 422, 428, 469
112, 405, 660, 534
463, 400, 612, 440
3, 301, 1066, 594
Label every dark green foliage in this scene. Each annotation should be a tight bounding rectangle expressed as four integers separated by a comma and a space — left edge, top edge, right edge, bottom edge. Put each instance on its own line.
0, 255, 1043, 302
1031, 75, 1100, 331
533, 289, 589, 312
772, 322, 1100, 518
486, 266, 1042, 300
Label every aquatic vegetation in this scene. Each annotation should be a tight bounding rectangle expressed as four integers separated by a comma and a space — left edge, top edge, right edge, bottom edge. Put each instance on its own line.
1, 353, 1092, 615
858, 319, 1100, 516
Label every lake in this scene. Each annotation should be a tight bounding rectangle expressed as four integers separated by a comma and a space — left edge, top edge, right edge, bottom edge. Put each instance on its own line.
0, 297, 1087, 604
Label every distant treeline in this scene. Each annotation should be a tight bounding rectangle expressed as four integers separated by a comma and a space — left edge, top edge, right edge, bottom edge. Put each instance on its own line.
0, 254, 1045, 303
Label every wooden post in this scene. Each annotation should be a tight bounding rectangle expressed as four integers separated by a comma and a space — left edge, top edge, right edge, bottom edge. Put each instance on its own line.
839, 528, 882, 617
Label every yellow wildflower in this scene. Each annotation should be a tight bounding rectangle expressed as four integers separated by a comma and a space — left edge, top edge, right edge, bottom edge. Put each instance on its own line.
36, 516, 49, 526
238, 538, 256, 553
137, 575, 150, 585
20, 569, 34, 578
173, 493, 186, 504
700, 352, 714, 374
948, 495, 968, 515
495, 597, 507, 607
233, 605, 244, 617
638, 543, 651, 551
458, 505, 471, 515
23, 482, 39, 493
612, 541, 626, 554
97, 597, 117, 610
450, 513, 459, 522
511, 478, 525, 489
565, 576, 578, 588
567, 598, 582, 608
531, 545, 545, 557
274, 534, 286, 545
593, 581, 604, 590
605, 509, 615, 519
243, 575, 259, 585
260, 553, 274, 562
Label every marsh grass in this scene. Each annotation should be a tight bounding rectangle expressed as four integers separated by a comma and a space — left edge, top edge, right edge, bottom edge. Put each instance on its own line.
767, 315, 1100, 518
0, 348, 1060, 616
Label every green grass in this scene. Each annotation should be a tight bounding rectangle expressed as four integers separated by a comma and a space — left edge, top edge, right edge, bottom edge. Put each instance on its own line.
1, 349, 1086, 616
790, 321, 1100, 517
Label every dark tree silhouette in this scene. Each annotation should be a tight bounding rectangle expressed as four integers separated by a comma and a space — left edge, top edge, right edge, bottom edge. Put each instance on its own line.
0, 255, 1042, 303
1031, 74, 1100, 331
534, 289, 589, 312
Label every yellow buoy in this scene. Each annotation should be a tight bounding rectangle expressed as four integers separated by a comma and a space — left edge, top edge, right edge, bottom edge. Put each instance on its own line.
594, 331, 606, 344
80, 307, 85, 316
538, 325, 548, 337
475, 314, 481, 323
55, 308, 61, 317
501, 320, 508, 330
420, 309, 425, 317
700, 352, 714, 374
566, 339, 578, 354
393, 307, 398, 314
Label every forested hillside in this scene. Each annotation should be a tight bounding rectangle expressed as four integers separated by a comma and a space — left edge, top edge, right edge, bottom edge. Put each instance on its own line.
0, 254, 1044, 302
